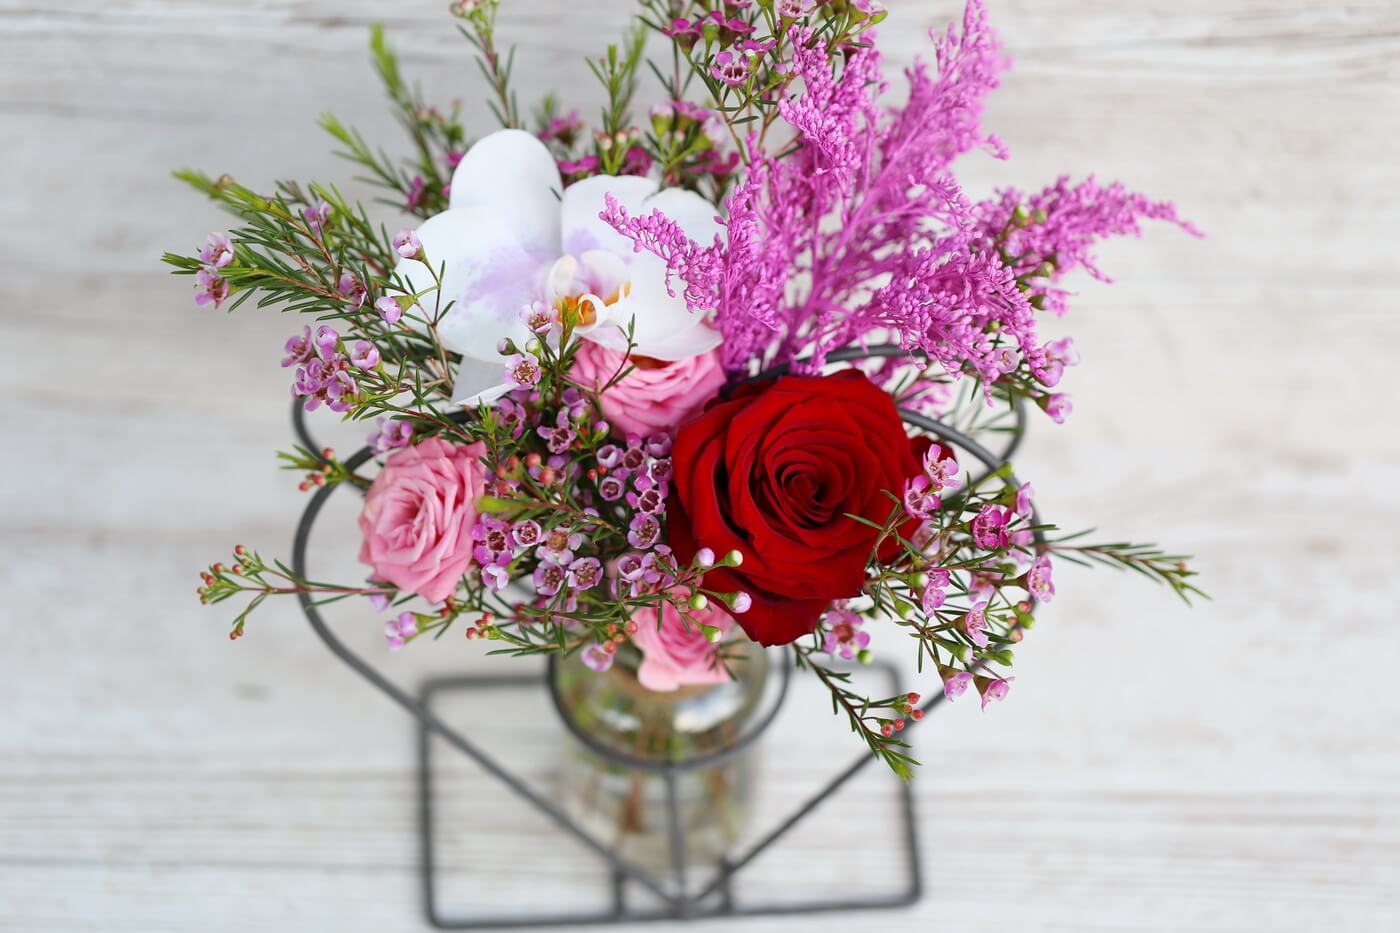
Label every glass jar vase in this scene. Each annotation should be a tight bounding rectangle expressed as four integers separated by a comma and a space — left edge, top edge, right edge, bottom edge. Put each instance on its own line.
549, 642, 777, 890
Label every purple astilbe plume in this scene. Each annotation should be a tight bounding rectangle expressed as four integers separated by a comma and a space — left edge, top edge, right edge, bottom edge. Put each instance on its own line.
603, 0, 1194, 403
602, 8, 1027, 378
973, 176, 1204, 317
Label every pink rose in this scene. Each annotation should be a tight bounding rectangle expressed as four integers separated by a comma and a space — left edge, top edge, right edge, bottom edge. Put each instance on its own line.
630, 598, 735, 692
569, 341, 725, 438
358, 437, 488, 604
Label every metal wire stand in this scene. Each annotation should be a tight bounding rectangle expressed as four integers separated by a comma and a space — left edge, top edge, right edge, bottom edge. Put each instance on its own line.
414, 660, 918, 927
288, 350, 1034, 928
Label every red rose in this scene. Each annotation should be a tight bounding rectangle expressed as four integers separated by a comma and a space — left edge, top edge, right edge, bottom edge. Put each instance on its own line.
668, 370, 923, 646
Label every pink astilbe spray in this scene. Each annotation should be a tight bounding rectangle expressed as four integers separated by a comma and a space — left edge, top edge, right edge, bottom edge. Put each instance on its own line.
973, 176, 1205, 317
603, 0, 1194, 401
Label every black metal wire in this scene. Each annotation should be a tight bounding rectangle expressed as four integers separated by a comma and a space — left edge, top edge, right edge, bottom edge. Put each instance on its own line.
290, 398, 324, 462
416, 665, 921, 928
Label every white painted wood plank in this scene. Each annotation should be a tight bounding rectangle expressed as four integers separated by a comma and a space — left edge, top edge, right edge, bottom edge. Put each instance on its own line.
3, 1, 1398, 930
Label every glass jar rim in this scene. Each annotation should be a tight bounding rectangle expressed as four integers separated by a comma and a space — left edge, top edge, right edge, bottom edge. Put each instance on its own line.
546, 645, 792, 774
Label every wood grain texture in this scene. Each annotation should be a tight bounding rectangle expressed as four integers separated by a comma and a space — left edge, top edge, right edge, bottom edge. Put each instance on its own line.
3, 1, 1399, 930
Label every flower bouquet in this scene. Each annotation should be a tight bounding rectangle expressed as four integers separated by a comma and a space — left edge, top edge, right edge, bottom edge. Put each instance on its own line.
170, 0, 1203, 858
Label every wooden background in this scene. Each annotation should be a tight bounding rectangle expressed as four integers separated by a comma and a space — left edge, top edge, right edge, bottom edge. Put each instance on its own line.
3, 1, 1398, 930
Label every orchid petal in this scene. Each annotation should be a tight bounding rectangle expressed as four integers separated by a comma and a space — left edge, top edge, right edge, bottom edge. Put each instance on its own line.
641, 187, 725, 247
450, 356, 513, 408
559, 173, 658, 259
448, 129, 563, 253
547, 250, 632, 318
586, 253, 721, 360
602, 321, 723, 361
393, 206, 546, 361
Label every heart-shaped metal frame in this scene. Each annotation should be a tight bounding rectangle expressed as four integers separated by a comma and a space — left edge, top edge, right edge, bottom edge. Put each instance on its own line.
289, 354, 1037, 927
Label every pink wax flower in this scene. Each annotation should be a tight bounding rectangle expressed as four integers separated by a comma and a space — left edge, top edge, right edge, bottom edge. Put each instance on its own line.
337, 271, 367, 308
301, 200, 331, 231
1015, 482, 1035, 518
1035, 338, 1081, 388
1047, 337, 1080, 367
199, 232, 235, 269
538, 110, 583, 144
903, 475, 941, 521
367, 417, 413, 455
580, 641, 615, 673
384, 611, 418, 651
504, 353, 541, 388
972, 504, 1012, 550
662, 18, 701, 50
1042, 392, 1073, 424
405, 175, 426, 211
939, 665, 973, 701
569, 341, 725, 438
392, 228, 423, 260
282, 326, 315, 368
921, 568, 951, 613
375, 296, 404, 324
350, 340, 381, 370
991, 346, 1021, 374
961, 601, 990, 648
558, 155, 600, 178
1026, 553, 1055, 603
194, 267, 228, 309
923, 444, 961, 492
821, 603, 870, 661
777, 0, 814, 19
709, 50, 753, 87
358, 437, 488, 604
629, 597, 735, 692
976, 675, 1014, 710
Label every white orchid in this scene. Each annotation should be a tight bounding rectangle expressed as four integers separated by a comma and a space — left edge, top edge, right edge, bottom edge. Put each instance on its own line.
392, 129, 724, 405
